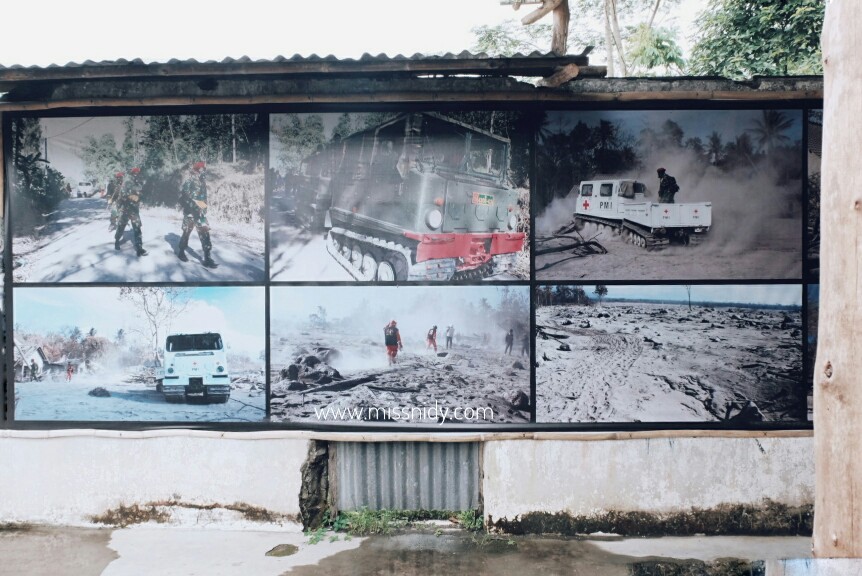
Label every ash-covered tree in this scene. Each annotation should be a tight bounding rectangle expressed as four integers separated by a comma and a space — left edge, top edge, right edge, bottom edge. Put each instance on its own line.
496, 286, 529, 336
594, 285, 609, 304
689, 0, 825, 79
118, 287, 191, 361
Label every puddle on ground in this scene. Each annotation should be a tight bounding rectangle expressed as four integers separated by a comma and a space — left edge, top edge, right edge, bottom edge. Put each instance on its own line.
0, 526, 117, 576
285, 532, 781, 576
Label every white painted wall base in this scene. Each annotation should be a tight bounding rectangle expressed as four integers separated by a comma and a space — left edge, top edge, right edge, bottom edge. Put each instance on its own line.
0, 432, 814, 528
483, 437, 814, 520
0, 431, 309, 526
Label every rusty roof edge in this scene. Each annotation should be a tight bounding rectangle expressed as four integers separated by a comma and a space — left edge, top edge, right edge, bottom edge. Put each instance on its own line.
0, 52, 594, 84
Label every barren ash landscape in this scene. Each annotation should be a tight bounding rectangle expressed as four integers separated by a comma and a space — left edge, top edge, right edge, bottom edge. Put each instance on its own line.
536, 300, 804, 423
270, 327, 530, 426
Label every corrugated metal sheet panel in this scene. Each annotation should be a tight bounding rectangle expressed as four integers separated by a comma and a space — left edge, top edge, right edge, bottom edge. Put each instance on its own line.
0, 50, 585, 70
335, 441, 480, 511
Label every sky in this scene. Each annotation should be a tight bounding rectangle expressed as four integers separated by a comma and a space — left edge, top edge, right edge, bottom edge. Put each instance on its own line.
0, 0, 707, 67
270, 285, 512, 320
563, 284, 803, 306
14, 287, 266, 357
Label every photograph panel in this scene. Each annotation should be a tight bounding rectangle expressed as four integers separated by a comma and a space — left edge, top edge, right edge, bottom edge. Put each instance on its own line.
12, 286, 266, 422
8, 114, 267, 283
270, 285, 530, 425
806, 283, 817, 421
535, 109, 804, 281
536, 284, 805, 424
807, 109, 822, 280
269, 112, 530, 282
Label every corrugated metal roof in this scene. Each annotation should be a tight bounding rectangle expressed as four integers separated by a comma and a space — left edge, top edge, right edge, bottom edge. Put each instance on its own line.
0, 50, 600, 90
0, 49, 588, 70
335, 441, 480, 511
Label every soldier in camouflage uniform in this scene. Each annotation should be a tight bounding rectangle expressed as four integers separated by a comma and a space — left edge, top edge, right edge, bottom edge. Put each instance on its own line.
657, 167, 680, 204
114, 167, 148, 257
107, 171, 124, 231
177, 161, 217, 268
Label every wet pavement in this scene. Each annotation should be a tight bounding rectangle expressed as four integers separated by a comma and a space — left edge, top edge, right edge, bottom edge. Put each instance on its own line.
0, 525, 815, 576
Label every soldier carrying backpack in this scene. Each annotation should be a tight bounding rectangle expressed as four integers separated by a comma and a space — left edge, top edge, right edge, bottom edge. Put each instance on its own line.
657, 167, 680, 203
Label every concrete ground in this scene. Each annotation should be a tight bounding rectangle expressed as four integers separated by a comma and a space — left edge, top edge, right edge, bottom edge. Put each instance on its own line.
0, 525, 819, 576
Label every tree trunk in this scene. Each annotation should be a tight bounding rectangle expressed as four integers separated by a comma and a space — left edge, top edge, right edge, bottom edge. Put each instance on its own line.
815, 0, 862, 558
604, 0, 615, 76
648, 0, 661, 28
607, 0, 628, 76
231, 114, 237, 163
551, 0, 569, 56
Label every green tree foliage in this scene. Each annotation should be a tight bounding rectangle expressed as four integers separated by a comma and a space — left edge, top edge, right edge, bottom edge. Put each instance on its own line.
271, 114, 327, 175
626, 24, 685, 75
447, 110, 534, 188
535, 285, 591, 306
472, 0, 683, 76
689, 0, 825, 78
10, 118, 68, 224
80, 133, 123, 186
331, 113, 355, 141
534, 113, 638, 209
471, 20, 557, 55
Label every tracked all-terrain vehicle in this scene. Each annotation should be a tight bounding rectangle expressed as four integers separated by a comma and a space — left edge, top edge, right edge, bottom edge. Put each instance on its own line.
575, 179, 712, 248
155, 332, 231, 404
318, 112, 525, 280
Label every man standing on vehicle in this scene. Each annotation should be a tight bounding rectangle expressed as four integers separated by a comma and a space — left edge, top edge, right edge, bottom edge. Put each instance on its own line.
657, 167, 680, 203
384, 320, 403, 366
177, 161, 218, 269
114, 167, 148, 257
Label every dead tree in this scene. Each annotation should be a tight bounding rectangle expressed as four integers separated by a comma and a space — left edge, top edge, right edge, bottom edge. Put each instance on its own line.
504, 0, 570, 55
815, 0, 862, 557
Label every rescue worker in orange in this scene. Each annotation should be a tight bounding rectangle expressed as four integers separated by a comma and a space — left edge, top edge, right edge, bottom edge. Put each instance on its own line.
426, 325, 438, 353
384, 320, 403, 365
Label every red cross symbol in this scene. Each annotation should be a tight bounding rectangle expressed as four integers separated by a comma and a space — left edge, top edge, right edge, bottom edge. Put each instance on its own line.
693, 209, 699, 214
663, 208, 669, 215
582, 199, 590, 210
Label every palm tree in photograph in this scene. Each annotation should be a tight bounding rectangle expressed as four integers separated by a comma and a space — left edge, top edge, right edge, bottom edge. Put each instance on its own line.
748, 110, 794, 155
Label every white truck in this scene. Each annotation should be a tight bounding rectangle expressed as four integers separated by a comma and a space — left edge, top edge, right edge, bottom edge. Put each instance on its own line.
155, 332, 231, 404
574, 179, 712, 248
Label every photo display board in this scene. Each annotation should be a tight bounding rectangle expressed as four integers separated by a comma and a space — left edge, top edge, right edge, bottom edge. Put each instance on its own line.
1, 104, 819, 429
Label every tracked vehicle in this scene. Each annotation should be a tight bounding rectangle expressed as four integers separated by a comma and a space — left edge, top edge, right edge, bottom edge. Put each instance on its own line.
155, 332, 231, 404
319, 112, 525, 281
574, 179, 712, 248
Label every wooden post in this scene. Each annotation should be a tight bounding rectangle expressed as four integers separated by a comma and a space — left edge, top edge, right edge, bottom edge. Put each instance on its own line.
551, 0, 570, 56
814, 0, 862, 558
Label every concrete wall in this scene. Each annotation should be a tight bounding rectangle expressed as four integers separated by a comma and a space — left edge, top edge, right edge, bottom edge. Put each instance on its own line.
0, 432, 814, 527
483, 436, 814, 520
0, 431, 309, 526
